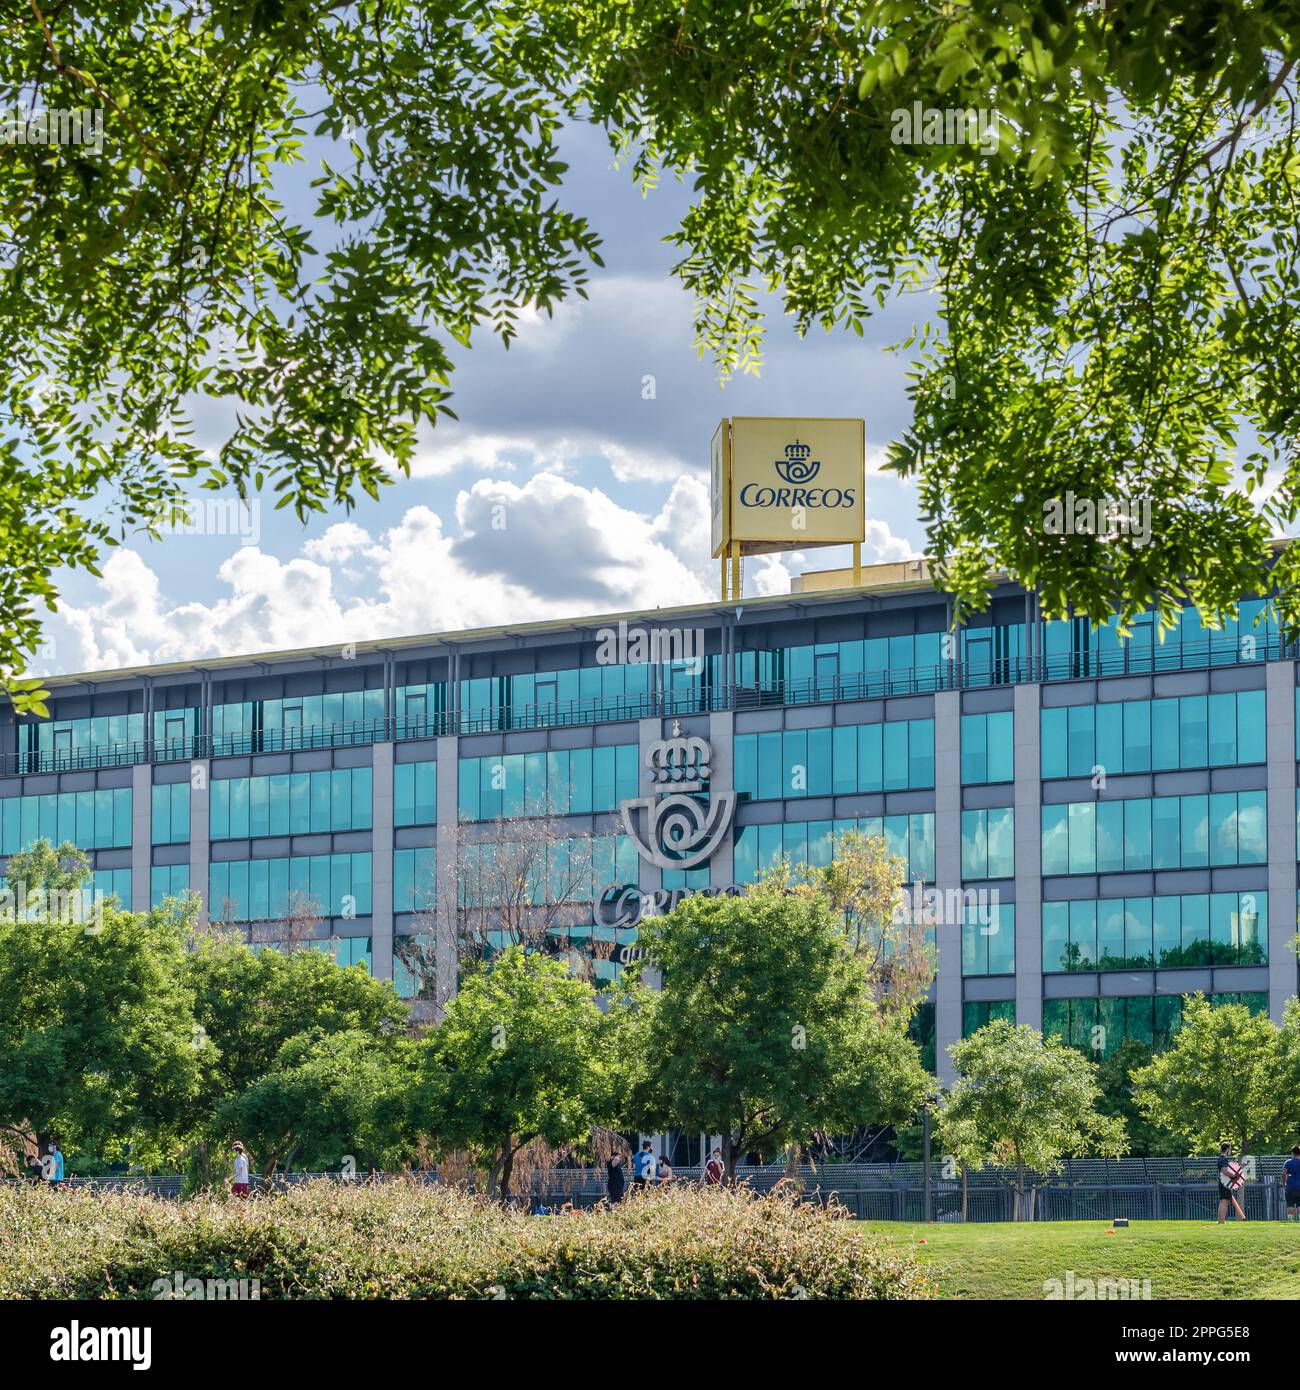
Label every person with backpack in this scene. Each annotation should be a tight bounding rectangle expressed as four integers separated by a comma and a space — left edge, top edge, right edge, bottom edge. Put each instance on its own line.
632, 1140, 655, 1190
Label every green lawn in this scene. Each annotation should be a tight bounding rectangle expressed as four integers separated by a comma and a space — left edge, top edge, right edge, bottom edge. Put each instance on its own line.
857, 1219, 1300, 1300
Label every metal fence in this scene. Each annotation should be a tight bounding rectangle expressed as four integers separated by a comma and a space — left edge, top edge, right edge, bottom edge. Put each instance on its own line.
24, 1158, 1296, 1222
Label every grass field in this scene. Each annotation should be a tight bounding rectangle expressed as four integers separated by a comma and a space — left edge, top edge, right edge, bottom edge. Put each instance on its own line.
858, 1220, 1300, 1300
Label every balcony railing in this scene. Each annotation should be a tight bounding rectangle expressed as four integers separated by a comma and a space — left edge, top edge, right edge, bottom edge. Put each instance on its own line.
2, 633, 1290, 778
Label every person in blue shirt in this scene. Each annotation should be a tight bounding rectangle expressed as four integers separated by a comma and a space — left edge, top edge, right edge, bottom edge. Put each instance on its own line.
1284, 1146, 1300, 1220
632, 1140, 656, 1190
45, 1141, 64, 1189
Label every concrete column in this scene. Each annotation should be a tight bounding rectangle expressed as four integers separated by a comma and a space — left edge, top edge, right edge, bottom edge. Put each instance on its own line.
1013, 683, 1042, 1030
636, 718, 663, 897
371, 742, 394, 980
933, 690, 962, 1084
130, 764, 151, 913
1266, 661, 1297, 1022
189, 760, 210, 927
435, 736, 459, 1011
707, 710, 735, 887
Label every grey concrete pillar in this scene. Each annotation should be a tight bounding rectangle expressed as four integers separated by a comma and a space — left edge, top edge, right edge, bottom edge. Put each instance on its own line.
435, 736, 460, 1011
189, 760, 210, 928
933, 690, 962, 1083
371, 741, 394, 980
1013, 683, 1042, 1030
636, 718, 663, 897
130, 763, 151, 913
1266, 661, 1297, 1022
707, 710, 735, 887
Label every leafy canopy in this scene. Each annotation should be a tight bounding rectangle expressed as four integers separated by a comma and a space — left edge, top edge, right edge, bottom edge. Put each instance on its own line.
413, 946, 616, 1198
943, 1019, 1127, 1195
1130, 994, 1300, 1151
625, 878, 931, 1177
6, 0, 1300, 707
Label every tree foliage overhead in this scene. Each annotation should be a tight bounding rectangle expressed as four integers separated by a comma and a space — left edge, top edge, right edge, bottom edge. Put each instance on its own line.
6, 0, 1300, 703
0, 0, 601, 706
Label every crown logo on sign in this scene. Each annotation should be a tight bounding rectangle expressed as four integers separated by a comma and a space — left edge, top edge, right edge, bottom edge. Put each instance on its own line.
774, 439, 820, 484
646, 719, 712, 793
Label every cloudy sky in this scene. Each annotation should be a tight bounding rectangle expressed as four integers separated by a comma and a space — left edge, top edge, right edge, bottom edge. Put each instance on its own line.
42, 121, 928, 678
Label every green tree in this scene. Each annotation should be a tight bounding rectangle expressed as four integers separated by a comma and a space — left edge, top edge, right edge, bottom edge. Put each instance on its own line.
412, 946, 614, 1201
218, 1028, 414, 1179
627, 880, 931, 1181
0, 841, 202, 1166
5, 4, 1300, 699
1131, 994, 1300, 1153
181, 931, 409, 1182
943, 1019, 1127, 1219
1094, 1039, 1186, 1158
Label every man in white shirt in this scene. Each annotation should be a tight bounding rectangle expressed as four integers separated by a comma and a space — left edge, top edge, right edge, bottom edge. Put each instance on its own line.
231, 1141, 251, 1199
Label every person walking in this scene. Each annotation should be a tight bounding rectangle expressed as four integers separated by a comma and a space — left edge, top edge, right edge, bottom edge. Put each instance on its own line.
656, 1154, 674, 1185
606, 1150, 626, 1203
45, 1141, 64, 1190
633, 1140, 655, 1190
231, 1141, 251, 1199
1216, 1142, 1247, 1224
1285, 1146, 1300, 1221
704, 1148, 724, 1186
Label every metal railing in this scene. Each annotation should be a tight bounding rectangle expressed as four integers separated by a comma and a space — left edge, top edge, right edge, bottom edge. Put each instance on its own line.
4, 634, 1291, 778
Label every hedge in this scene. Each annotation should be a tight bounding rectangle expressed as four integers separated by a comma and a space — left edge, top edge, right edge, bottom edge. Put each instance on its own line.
0, 1179, 934, 1300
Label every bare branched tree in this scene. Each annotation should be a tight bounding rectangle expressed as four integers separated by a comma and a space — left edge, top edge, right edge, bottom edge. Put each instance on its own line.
450, 811, 606, 983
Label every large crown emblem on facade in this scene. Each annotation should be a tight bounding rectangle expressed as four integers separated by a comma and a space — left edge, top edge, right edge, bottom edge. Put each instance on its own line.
774, 439, 820, 485
620, 721, 737, 871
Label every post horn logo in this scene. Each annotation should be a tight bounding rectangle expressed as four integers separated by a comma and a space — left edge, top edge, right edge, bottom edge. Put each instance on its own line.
620, 720, 737, 871
774, 439, 820, 485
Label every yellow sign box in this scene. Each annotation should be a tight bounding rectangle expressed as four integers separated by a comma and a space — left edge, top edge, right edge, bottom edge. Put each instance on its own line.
711, 417, 865, 558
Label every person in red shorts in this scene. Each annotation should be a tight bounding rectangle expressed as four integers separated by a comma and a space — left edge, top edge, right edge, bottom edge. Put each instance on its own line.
231, 1140, 251, 1198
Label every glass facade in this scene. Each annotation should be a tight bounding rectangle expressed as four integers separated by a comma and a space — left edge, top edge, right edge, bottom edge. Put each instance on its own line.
209, 853, 373, 922
734, 719, 934, 800
457, 746, 638, 821
0, 574, 1289, 1069
150, 864, 190, 907
961, 711, 1014, 784
209, 769, 372, 839
212, 691, 386, 753
1044, 992, 1269, 1057
1043, 891, 1266, 971
1042, 691, 1266, 779
1042, 792, 1267, 875
961, 807, 1015, 880
963, 999, 1016, 1036
395, 762, 437, 826
962, 902, 1016, 976
734, 814, 936, 885
0, 788, 132, 855
151, 783, 190, 845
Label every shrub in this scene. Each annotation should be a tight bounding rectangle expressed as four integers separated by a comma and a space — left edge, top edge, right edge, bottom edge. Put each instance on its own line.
0, 1180, 933, 1301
